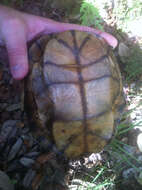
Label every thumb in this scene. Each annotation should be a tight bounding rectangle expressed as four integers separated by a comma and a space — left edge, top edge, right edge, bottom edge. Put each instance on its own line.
2, 22, 29, 80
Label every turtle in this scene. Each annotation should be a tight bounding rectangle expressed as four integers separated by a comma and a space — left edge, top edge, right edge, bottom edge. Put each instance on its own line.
24, 30, 125, 159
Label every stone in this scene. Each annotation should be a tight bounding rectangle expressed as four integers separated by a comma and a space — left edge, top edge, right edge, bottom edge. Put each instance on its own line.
118, 42, 130, 62
0, 170, 14, 190
137, 133, 142, 152
8, 138, 23, 161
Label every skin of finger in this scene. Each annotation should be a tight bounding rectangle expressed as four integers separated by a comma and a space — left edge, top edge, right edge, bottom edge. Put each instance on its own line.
0, 5, 29, 79
7, 43, 29, 80
0, 5, 23, 43
6, 40, 29, 80
20, 10, 118, 48
1, 18, 29, 79
0, 4, 117, 48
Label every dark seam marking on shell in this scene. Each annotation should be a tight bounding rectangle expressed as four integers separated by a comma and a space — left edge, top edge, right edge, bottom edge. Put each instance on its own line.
79, 35, 90, 53
43, 75, 119, 86
59, 134, 79, 155
44, 54, 108, 68
87, 130, 112, 141
57, 39, 74, 55
71, 30, 88, 153
83, 55, 108, 67
54, 108, 111, 122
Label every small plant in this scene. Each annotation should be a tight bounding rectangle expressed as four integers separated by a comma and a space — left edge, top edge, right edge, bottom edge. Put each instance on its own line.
70, 165, 115, 190
108, 104, 142, 175
113, 0, 142, 32
124, 45, 142, 82
80, 0, 103, 30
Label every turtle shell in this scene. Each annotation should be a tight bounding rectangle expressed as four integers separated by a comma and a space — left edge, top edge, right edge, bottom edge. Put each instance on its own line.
25, 31, 125, 158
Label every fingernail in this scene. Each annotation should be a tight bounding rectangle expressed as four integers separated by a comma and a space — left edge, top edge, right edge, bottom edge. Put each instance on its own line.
11, 64, 28, 80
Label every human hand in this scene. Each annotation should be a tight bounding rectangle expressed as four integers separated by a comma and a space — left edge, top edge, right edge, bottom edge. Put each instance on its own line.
0, 5, 117, 80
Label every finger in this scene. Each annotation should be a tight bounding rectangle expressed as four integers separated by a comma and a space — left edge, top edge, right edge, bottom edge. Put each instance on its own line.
2, 22, 29, 80
57, 23, 118, 48
6, 43, 29, 80
21, 12, 117, 48
36, 18, 118, 48
97, 31, 118, 49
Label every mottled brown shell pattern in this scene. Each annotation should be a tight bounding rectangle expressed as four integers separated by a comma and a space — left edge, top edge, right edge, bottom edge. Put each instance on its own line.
25, 31, 125, 158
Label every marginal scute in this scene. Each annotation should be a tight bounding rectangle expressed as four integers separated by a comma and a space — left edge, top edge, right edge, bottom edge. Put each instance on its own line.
25, 30, 125, 158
